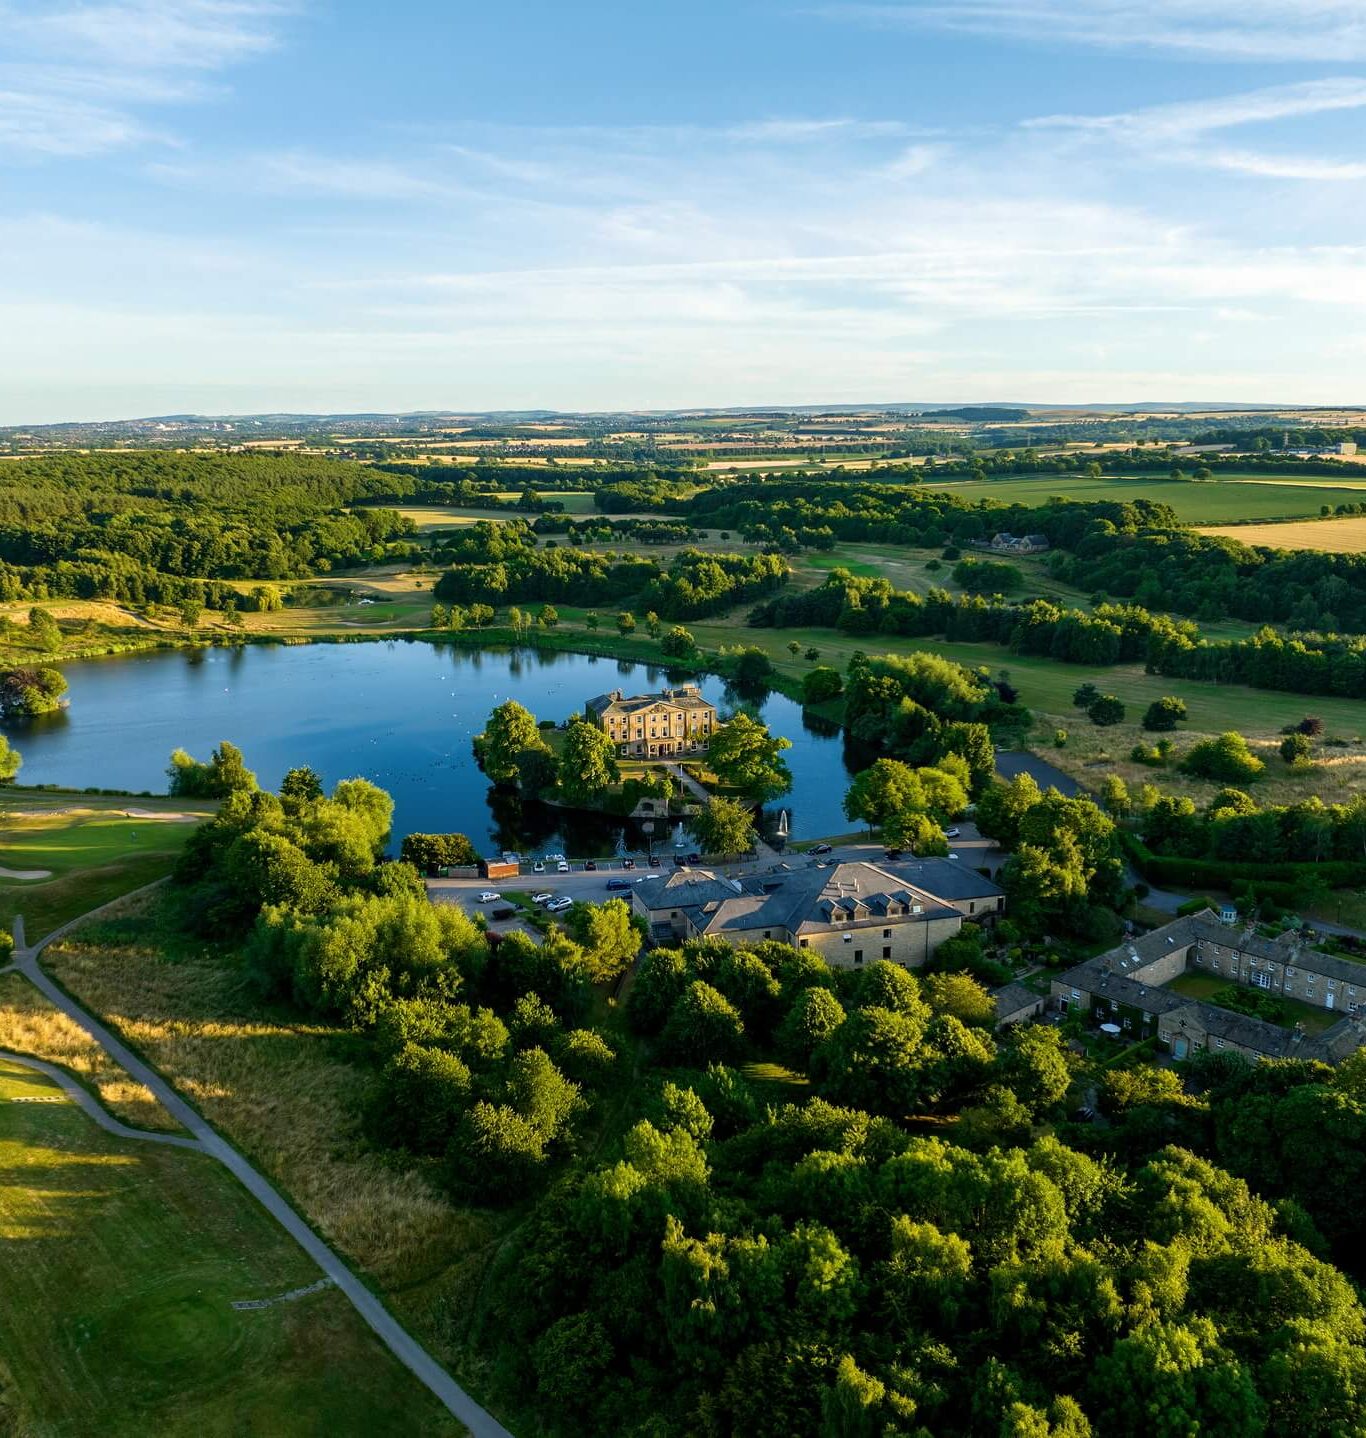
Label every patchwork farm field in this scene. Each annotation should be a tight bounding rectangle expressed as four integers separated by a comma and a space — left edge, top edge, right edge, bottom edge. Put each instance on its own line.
1198, 516, 1366, 553
926, 472, 1366, 522
0, 1055, 460, 1436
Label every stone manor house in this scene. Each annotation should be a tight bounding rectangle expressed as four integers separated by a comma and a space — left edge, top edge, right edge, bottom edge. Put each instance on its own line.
587, 684, 718, 759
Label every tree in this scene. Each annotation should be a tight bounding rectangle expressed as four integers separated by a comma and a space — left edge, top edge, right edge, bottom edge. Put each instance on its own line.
1143, 697, 1188, 732
538, 603, 559, 628
617, 611, 636, 636
1280, 732, 1312, 767
0, 666, 68, 718
26, 607, 61, 651
0, 735, 20, 784
167, 740, 258, 798
566, 899, 642, 983
1099, 775, 1131, 818
645, 611, 661, 638
706, 713, 792, 801
557, 716, 620, 806
1072, 683, 1100, 710
662, 981, 745, 1063
400, 832, 478, 871
814, 1005, 928, 1116
660, 626, 697, 658
692, 797, 756, 857
1087, 695, 1126, 727
378, 1042, 472, 1155
805, 647, 821, 662
844, 759, 966, 838
585, 611, 600, 632
429, 602, 449, 629
179, 596, 203, 629
280, 765, 324, 806
1180, 732, 1265, 784
777, 987, 847, 1067
802, 667, 844, 705
787, 640, 802, 657
476, 700, 549, 785
728, 647, 775, 687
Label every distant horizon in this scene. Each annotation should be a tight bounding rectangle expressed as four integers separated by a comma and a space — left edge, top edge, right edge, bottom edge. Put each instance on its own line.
6, 399, 1364, 431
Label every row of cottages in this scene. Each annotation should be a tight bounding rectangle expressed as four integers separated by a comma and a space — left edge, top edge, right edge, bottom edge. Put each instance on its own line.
631, 858, 1005, 970
1050, 909, 1366, 1064
586, 685, 718, 758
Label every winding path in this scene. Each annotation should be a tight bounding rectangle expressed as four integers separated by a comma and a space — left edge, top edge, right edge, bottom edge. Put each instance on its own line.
5, 894, 512, 1438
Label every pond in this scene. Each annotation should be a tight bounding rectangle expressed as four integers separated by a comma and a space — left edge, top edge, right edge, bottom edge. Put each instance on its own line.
5, 641, 858, 858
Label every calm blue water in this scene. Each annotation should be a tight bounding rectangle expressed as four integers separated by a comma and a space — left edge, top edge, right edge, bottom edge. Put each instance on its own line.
4, 641, 854, 856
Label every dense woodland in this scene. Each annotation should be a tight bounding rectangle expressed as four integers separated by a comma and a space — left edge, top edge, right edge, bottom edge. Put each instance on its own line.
158, 749, 1366, 1437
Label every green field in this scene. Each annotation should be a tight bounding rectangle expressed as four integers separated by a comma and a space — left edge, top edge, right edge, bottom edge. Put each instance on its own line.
927, 472, 1366, 523
0, 794, 214, 940
0, 1056, 459, 1436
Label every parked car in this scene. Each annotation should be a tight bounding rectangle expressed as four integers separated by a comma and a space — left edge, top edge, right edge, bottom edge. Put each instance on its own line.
605, 878, 631, 891
477, 891, 501, 903
501, 852, 520, 864
809, 843, 833, 856
556, 860, 571, 873
947, 852, 960, 861
532, 861, 545, 873
546, 896, 574, 913
884, 848, 903, 861
531, 892, 553, 905
545, 852, 566, 863
944, 827, 961, 839
672, 854, 688, 868
583, 860, 597, 871
622, 857, 635, 870
647, 855, 661, 866
686, 852, 701, 864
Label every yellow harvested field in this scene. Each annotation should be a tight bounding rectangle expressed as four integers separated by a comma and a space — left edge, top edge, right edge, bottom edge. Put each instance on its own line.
1199, 517, 1366, 552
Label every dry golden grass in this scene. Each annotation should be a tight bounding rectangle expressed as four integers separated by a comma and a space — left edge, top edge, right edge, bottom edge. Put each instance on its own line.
0, 971, 181, 1133
1042, 719, 1366, 809
1198, 517, 1366, 552
43, 893, 499, 1349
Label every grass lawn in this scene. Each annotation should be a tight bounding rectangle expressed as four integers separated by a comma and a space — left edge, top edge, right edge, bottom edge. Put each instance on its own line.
0, 1055, 461, 1436
1165, 972, 1340, 1035
0, 793, 214, 941
925, 473, 1366, 523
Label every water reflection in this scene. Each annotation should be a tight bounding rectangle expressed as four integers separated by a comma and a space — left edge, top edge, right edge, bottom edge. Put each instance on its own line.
4, 642, 858, 853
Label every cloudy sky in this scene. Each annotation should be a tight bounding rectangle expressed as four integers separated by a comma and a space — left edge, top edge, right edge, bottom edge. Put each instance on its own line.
3, 0, 1365, 421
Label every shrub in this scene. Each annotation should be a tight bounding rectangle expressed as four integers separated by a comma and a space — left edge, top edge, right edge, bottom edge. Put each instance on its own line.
1279, 733, 1313, 767
1087, 695, 1126, 727
1142, 697, 1188, 732
1179, 732, 1265, 784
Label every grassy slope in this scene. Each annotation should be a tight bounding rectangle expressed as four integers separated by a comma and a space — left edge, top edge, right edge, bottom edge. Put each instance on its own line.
0, 1055, 461, 1437
44, 894, 506, 1404
0, 793, 213, 941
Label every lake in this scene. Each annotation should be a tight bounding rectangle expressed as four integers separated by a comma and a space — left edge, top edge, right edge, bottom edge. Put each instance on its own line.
4, 641, 857, 858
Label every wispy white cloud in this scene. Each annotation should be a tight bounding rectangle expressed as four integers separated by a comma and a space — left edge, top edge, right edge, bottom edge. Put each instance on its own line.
0, 0, 293, 157
1027, 78, 1366, 181
817, 1, 1366, 62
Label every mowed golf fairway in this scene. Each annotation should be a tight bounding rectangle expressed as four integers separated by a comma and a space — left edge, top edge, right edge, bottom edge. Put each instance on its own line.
926, 473, 1366, 522
0, 1057, 461, 1436
0, 796, 214, 941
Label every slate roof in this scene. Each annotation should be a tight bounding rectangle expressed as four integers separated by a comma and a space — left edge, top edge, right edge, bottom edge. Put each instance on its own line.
587, 685, 714, 717
635, 861, 961, 940
882, 857, 1004, 903
993, 982, 1044, 1022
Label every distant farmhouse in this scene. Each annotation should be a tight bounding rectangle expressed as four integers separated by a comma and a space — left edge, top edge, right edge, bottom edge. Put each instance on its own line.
1052, 909, 1366, 1064
980, 532, 1050, 555
587, 684, 717, 759
632, 858, 1004, 970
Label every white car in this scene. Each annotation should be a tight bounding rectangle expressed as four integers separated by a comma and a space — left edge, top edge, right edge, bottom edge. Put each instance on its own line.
532, 861, 545, 873
944, 827, 961, 839
531, 892, 553, 905
546, 896, 574, 913
545, 851, 566, 863
556, 860, 571, 873
477, 891, 502, 903
947, 853, 960, 861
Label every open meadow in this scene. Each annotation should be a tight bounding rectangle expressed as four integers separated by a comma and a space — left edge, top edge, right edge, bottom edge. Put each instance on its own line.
0, 1053, 461, 1436
926, 472, 1366, 522
1198, 516, 1366, 553
0, 793, 213, 940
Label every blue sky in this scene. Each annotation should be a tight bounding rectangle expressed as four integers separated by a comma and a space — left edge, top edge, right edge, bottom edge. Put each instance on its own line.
3, 0, 1366, 421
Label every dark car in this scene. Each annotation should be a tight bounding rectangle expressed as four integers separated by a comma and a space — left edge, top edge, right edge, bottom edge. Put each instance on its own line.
605, 878, 631, 891
622, 857, 635, 869
686, 852, 701, 864
583, 860, 597, 871
647, 855, 661, 866
672, 854, 688, 868
810, 843, 833, 856
884, 848, 903, 861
